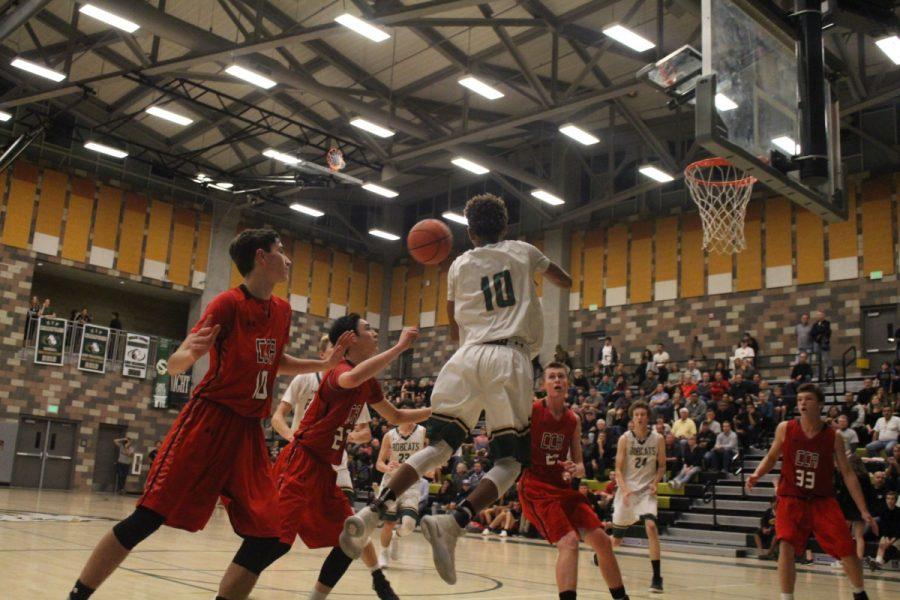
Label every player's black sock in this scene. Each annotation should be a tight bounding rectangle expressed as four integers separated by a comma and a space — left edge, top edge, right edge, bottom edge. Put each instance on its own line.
559, 591, 576, 600
452, 500, 474, 528
852, 591, 868, 600
68, 579, 95, 600
609, 586, 628, 599
651, 559, 661, 579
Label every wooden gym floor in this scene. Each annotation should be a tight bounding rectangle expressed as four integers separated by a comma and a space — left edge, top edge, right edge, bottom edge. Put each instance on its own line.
1, 488, 899, 599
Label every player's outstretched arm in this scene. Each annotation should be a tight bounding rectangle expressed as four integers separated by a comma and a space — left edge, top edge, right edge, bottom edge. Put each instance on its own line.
375, 432, 393, 474
337, 327, 418, 389
271, 401, 294, 441
834, 434, 879, 535
168, 315, 221, 375
543, 262, 573, 289
565, 429, 586, 479
747, 421, 786, 490
614, 435, 630, 497
278, 331, 355, 377
371, 400, 432, 426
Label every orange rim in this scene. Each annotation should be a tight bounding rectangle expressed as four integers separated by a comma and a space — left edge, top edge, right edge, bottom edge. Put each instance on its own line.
684, 157, 757, 188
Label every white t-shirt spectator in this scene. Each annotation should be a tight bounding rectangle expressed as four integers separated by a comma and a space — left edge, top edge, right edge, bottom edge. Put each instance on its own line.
601, 344, 614, 367
837, 428, 858, 454
715, 430, 739, 451
734, 346, 755, 362
653, 350, 670, 370
873, 416, 900, 442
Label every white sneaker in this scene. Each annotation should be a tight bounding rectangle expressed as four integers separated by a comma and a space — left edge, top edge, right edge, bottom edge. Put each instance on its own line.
499, 530, 508, 537
389, 532, 400, 560
340, 506, 380, 559
380, 547, 390, 569
481, 529, 490, 536
420, 514, 464, 585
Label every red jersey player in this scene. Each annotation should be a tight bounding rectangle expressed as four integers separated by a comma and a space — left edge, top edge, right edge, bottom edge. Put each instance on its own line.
747, 383, 877, 600
273, 314, 431, 600
67, 230, 352, 600
518, 363, 629, 600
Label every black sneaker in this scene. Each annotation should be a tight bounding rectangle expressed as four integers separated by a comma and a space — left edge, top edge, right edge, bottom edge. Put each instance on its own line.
592, 553, 599, 566
372, 571, 400, 600
649, 576, 664, 594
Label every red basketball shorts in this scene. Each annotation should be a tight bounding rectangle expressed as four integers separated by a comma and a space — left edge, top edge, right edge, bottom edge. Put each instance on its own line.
775, 495, 855, 559
274, 441, 353, 548
518, 473, 602, 544
139, 399, 279, 537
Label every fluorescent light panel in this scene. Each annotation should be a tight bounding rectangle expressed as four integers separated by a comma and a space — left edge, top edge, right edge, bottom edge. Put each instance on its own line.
210, 182, 233, 191
0, 111, 11, 122
714, 93, 738, 112
194, 173, 212, 183
451, 157, 489, 175
84, 141, 127, 158
362, 182, 398, 198
225, 64, 276, 89
79, 4, 140, 33
559, 123, 600, 145
875, 35, 900, 65
531, 189, 565, 206
602, 24, 655, 52
290, 203, 324, 218
350, 117, 395, 138
638, 165, 674, 182
11, 57, 65, 82
334, 13, 390, 42
369, 228, 400, 241
145, 105, 193, 126
442, 211, 468, 225
771, 136, 800, 155
458, 76, 504, 100
263, 148, 302, 165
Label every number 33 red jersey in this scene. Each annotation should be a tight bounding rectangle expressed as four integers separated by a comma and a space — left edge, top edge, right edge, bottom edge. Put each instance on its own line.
776, 419, 836, 498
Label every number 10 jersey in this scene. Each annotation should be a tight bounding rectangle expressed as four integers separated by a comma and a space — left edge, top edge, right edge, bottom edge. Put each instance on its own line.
776, 418, 836, 498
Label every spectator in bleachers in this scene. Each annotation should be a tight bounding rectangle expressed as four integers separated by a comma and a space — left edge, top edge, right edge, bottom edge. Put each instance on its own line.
876, 361, 896, 395
811, 310, 834, 381
885, 445, 900, 491
713, 359, 731, 380
600, 336, 618, 375
664, 433, 682, 474
109, 312, 123, 330
790, 352, 814, 383
24, 295, 40, 345
679, 374, 698, 400
826, 405, 841, 426
654, 416, 671, 436
715, 396, 737, 424
707, 420, 738, 473
710, 371, 730, 403
554, 344, 573, 369
734, 401, 760, 449
465, 461, 486, 487
635, 349, 654, 386
836, 415, 860, 454
589, 365, 603, 388
640, 369, 660, 397
38, 297, 54, 317
572, 368, 589, 389
873, 491, 899, 570
589, 430, 614, 479
796, 313, 813, 359
857, 378, 878, 405
733, 338, 755, 366
754, 498, 778, 560
740, 358, 759, 381
729, 373, 751, 401
770, 385, 791, 423
836, 454, 875, 560
437, 462, 469, 506
696, 372, 712, 401
597, 374, 615, 398
685, 392, 707, 425
670, 435, 704, 490
653, 343, 670, 372
682, 360, 702, 384
672, 408, 697, 450
649, 383, 672, 421
867, 405, 900, 456
702, 409, 722, 435
696, 420, 717, 458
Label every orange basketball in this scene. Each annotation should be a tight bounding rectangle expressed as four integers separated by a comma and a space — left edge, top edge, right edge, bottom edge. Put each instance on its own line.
407, 219, 453, 265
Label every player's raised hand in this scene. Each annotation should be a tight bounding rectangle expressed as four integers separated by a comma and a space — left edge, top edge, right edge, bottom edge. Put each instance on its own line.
186, 315, 220, 357
324, 331, 355, 368
398, 327, 419, 349
745, 473, 760, 491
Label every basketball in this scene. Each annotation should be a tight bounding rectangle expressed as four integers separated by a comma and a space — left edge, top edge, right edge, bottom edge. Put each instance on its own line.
407, 219, 453, 265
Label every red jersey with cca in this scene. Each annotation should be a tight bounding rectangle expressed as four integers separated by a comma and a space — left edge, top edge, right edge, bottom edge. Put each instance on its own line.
776, 419, 836, 498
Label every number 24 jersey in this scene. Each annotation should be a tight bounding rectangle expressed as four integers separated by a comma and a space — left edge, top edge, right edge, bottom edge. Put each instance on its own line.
776, 418, 836, 498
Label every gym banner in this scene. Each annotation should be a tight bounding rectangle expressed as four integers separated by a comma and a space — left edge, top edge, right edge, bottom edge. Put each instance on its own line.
152, 338, 174, 408
78, 324, 110, 374
34, 317, 67, 366
122, 333, 150, 379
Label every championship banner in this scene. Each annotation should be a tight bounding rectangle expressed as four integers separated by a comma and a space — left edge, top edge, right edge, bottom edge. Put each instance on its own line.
122, 334, 150, 379
168, 370, 192, 409
78, 324, 110, 374
152, 338, 174, 408
34, 317, 67, 366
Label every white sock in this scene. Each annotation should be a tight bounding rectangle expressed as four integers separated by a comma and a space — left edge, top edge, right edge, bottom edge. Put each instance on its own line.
875, 556, 884, 564
850, 586, 864, 594
369, 562, 381, 573
310, 590, 328, 600
781, 594, 794, 600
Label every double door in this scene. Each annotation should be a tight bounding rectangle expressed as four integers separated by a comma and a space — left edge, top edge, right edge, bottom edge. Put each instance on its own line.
12, 417, 77, 489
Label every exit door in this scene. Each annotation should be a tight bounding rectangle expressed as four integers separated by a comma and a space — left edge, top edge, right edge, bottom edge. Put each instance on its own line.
12, 417, 78, 489
862, 306, 898, 371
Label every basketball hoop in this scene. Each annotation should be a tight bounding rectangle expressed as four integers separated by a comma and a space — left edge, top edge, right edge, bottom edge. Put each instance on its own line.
326, 146, 345, 172
684, 157, 756, 254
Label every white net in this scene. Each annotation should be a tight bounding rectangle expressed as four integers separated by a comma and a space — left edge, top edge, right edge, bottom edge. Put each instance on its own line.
684, 158, 756, 254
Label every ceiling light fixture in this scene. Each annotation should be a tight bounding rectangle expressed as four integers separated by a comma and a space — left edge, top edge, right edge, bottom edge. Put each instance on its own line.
78, 4, 140, 33
369, 228, 401, 241
602, 24, 655, 52
875, 35, 900, 65
362, 182, 398, 198
531, 189, 565, 206
451, 157, 490, 175
458, 75, 504, 100
290, 203, 324, 217
225, 64, 276, 89
638, 165, 674, 183
442, 211, 468, 225
559, 123, 600, 145
335, 13, 391, 42
209, 182, 233, 191
0, 111, 11, 122
714, 93, 738, 112
350, 117, 395, 138
771, 136, 800, 155
84, 141, 127, 159
145, 105, 193, 126
263, 148, 302, 165
193, 173, 212, 183
11, 57, 66, 82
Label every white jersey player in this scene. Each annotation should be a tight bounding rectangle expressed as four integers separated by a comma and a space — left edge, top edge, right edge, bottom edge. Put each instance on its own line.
613, 400, 666, 593
376, 423, 427, 566
342, 194, 572, 587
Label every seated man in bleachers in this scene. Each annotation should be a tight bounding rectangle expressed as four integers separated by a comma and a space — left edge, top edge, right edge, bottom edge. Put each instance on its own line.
669, 436, 704, 490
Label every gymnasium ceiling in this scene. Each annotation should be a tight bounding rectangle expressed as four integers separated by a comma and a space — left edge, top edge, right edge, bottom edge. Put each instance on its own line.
0, 0, 898, 251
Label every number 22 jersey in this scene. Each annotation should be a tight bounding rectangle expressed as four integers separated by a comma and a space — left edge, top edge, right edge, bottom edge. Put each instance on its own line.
776, 418, 836, 498
526, 399, 578, 487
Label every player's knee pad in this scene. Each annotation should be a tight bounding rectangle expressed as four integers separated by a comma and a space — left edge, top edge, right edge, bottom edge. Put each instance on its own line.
317, 547, 353, 589
483, 457, 522, 496
397, 514, 416, 537
232, 537, 291, 575
404, 440, 453, 477
112, 506, 165, 550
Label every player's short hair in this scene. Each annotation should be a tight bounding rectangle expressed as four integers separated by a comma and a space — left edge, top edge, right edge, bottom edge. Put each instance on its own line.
543, 361, 568, 374
629, 400, 649, 418
464, 194, 508, 243
317, 334, 331, 354
328, 313, 362, 345
229, 228, 280, 276
797, 383, 824, 403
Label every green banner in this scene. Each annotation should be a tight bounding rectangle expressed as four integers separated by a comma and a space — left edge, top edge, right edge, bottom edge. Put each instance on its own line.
78, 324, 110, 374
34, 317, 67, 366
152, 338, 174, 408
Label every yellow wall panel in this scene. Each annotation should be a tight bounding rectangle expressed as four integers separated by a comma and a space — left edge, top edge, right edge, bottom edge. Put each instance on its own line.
273, 237, 291, 300
569, 230, 583, 305
436, 267, 449, 326
736, 202, 762, 291
34, 169, 67, 239
168, 207, 196, 286
390, 266, 406, 319
404, 264, 423, 326
765, 197, 793, 269
291, 240, 312, 298
860, 176, 894, 275
194, 211, 212, 281
629, 222, 652, 303
309, 246, 331, 316
367, 263, 383, 315
2, 162, 38, 249
61, 178, 94, 262
330, 251, 351, 308
144, 199, 173, 263
796, 209, 825, 285
349, 258, 368, 314
606, 225, 627, 288
681, 214, 704, 297
421, 265, 439, 318
117, 193, 148, 275
708, 248, 732, 275
92, 185, 122, 251
581, 229, 604, 308
655, 216, 678, 282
